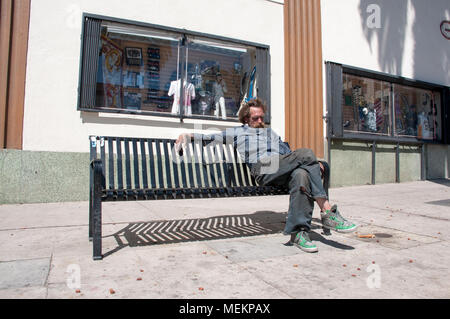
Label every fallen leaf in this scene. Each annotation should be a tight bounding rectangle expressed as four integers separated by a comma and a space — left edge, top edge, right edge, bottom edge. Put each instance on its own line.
140, 269, 144, 272
136, 277, 142, 281
198, 287, 204, 291
351, 274, 357, 277
357, 268, 361, 271
109, 288, 115, 294
342, 264, 347, 267
409, 260, 414, 263
75, 289, 81, 293
293, 264, 298, 268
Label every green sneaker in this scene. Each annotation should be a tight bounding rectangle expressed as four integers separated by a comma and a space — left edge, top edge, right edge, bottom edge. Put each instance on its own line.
321, 205, 358, 233
293, 231, 318, 253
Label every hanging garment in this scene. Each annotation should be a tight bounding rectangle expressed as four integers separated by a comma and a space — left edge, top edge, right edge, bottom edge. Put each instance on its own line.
168, 80, 196, 116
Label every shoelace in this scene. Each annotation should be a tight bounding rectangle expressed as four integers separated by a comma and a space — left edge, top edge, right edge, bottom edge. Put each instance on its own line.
333, 209, 353, 226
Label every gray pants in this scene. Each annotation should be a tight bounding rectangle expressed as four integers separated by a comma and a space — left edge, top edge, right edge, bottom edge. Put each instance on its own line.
251, 149, 327, 234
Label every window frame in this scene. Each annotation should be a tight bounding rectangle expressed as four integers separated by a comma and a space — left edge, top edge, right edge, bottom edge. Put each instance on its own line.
326, 61, 450, 145
77, 13, 271, 123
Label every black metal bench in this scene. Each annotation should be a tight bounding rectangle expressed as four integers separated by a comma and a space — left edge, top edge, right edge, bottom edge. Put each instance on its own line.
89, 135, 330, 260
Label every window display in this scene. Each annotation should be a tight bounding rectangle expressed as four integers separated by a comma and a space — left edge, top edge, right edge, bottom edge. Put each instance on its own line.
95, 23, 181, 113
342, 74, 391, 135
393, 84, 441, 140
79, 16, 268, 122
185, 37, 257, 120
340, 72, 443, 142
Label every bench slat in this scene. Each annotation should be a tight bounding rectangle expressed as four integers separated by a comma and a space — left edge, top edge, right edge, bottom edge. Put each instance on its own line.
177, 142, 188, 189
132, 139, 140, 190
163, 140, 173, 189
100, 137, 106, 188
184, 143, 195, 188
108, 138, 115, 191
124, 139, 132, 191
148, 140, 156, 189
168, 140, 180, 188
155, 140, 164, 189
205, 142, 219, 189
140, 140, 148, 189
233, 148, 245, 187
192, 141, 203, 189
116, 138, 124, 192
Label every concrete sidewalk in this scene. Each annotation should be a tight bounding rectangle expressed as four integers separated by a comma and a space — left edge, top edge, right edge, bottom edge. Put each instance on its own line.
0, 180, 449, 299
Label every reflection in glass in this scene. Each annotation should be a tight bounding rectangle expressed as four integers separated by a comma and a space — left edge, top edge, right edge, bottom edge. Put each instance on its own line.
96, 22, 181, 113
186, 38, 257, 119
93, 21, 261, 121
341, 73, 442, 141
342, 74, 391, 135
393, 84, 438, 140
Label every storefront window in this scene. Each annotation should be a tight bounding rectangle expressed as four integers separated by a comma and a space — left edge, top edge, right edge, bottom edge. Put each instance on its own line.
96, 22, 181, 113
332, 67, 445, 143
186, 38, 256, 120
79, 16, 269, 122
393, 84, 441, 140
342, 74, 391, 135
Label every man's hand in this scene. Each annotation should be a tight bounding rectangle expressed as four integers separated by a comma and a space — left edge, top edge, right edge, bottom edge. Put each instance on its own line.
175, 133, 193, 155
176, 133, 192, 145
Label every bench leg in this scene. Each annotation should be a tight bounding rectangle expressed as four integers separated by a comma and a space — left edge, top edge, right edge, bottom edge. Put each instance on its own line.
92, 196, 103, 260
89, 177, 93, 242
92, 159, 103, 260
319, 160, 332, 236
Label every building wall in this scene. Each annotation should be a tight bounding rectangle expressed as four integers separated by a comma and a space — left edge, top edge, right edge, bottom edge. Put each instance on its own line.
22, 0, 285, 153
321, 0, 450, 186
0, 0, 286, 204
321, 0, 450, 86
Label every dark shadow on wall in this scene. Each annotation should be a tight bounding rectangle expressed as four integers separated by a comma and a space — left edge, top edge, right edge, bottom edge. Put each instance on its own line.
359, 0, 409, 76
358, 0, 450, 84
410, 0, 450, 85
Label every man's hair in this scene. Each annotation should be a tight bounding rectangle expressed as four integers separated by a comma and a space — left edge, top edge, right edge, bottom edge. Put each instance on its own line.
238, 98, 267, 124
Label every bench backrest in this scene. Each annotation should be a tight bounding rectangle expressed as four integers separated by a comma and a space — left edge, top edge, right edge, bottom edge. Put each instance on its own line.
89, 135, 289, 200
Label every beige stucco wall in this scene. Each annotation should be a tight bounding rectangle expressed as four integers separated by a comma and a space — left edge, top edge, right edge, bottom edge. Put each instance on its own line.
22, 0, 285, 153
320, 0, 450, 142
320, 0, 450, 182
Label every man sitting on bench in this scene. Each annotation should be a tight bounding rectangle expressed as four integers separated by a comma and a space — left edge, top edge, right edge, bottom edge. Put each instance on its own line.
176, 98, 357, 253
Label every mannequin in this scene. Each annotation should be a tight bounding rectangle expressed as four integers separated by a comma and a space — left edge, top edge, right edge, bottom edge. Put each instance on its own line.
212, 73, 228, 119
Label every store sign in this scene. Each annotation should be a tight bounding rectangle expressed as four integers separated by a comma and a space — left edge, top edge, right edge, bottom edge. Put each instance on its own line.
441, 21, 450, 40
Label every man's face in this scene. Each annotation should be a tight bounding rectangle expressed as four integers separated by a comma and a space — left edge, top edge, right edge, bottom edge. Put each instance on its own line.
248, 106, 265, 128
